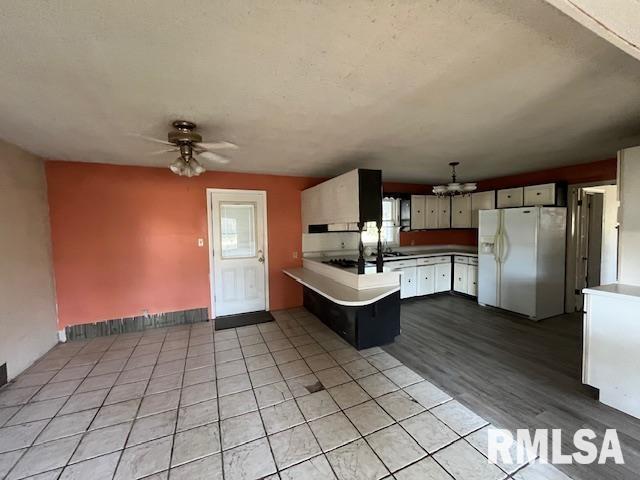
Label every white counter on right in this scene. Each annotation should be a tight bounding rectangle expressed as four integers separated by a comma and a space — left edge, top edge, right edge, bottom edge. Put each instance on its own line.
583, 284, 640, 419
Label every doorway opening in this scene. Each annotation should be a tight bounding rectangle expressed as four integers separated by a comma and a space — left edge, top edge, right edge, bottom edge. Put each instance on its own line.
207, 189, 269, 319
565, 182, 618, 312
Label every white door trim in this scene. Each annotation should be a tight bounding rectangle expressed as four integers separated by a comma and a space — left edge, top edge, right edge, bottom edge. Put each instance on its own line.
206, 188, 269, 319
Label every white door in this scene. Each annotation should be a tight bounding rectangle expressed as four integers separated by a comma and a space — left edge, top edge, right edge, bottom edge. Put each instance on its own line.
478, 209, 500, 307
426, 196, 439, 229
451, 196, 471, 228
417, 265, 435, 296
467, 266, 478, 297
500, 208, 538, 317
453, 263, 468, 293
400, 267, 417, 299
210, 190, 267, 317
435, 262, 452, 292
411, 196, 426, 230
437, 197, 451, 228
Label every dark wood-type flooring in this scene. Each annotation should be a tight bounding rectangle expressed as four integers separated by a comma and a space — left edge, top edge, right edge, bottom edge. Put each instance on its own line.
383, 293, 640, 480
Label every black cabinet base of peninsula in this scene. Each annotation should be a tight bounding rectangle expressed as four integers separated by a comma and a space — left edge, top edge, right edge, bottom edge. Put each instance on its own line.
302, 287, 401, 350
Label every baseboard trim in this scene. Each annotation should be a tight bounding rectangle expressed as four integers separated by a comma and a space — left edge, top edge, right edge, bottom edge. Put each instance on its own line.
64, 307, 209, 341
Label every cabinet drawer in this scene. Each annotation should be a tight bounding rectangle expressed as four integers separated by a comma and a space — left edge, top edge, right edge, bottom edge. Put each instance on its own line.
524, 183, 556, 206
417, 256, 450, 266
496, 187, 524, 208
454, 255, 469, 264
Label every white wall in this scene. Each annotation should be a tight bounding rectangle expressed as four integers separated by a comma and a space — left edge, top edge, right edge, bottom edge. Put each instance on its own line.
302, 232, 360, 256
618, 146, 640, 286
0, 140, 58, 380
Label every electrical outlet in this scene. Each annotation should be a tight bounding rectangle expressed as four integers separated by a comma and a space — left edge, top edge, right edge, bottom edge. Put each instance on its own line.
292, 251, 298, 259
197, 238, 204, 247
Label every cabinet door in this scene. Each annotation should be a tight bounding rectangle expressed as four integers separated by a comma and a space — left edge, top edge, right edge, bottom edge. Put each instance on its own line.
425, 196, 439, 229
437, 197, 451, 228
496, 187, 524, 208
467, 265, 478, 297
451, 195, 472, 228
453, 263, 468, 293
411, 195, 426, 230
523, 183, 556, 206
417, 265, 435, 296
471, 191, 496, 228
435, 262, 451, 292
400, 267, 417, 299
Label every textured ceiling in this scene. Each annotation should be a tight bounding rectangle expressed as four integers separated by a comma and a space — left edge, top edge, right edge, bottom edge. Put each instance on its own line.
1, 0, 640, 183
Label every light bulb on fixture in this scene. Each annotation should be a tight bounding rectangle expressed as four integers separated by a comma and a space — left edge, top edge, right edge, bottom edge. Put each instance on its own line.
433, 162, 477, 196
170, 157, 188, 175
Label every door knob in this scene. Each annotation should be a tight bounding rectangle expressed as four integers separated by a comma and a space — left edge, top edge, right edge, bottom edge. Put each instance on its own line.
258, 249, 265, 263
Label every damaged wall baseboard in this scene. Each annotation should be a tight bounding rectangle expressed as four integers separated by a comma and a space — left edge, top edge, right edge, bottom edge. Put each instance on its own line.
63, 307, 209, 341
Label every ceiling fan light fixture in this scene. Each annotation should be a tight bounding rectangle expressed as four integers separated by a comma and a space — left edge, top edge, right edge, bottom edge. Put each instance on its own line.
190, 158, 206, 176
169, 157, 187, 175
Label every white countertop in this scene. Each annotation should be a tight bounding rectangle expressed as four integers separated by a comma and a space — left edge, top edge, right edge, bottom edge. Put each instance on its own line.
583, 283, 640, 302
283, 268, 400, 306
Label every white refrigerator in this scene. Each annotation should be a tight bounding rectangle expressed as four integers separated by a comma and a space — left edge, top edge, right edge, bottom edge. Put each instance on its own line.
478, 207, 566, 320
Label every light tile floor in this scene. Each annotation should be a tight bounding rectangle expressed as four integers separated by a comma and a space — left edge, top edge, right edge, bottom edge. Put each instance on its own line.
0, 308, 575, 480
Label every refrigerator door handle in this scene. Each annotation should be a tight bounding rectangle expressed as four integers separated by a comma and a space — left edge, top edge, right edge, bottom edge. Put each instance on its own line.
501, 231, 509, 263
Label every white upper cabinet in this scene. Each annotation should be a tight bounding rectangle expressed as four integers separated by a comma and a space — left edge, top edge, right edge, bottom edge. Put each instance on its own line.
425, 196, 439, 229
451, 195, 472, 228
410, 195, 426, 230
302, 169, 382, 231
496, 187, 524, 208
471, 191, 496, 228
523, 183, 556, 206
437, 196, 451, 228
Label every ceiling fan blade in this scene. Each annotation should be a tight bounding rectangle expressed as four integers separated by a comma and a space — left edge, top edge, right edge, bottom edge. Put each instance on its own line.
147, 148, 179, 155
194, 141, 238, 150
197, 151, 230, 164
129, 133, 174, 146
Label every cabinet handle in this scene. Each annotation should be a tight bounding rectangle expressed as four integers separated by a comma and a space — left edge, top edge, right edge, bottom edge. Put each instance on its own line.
536, 192, 541, 196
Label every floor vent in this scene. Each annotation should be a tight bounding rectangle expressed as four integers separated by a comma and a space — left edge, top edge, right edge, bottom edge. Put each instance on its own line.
0, 363, 7, 388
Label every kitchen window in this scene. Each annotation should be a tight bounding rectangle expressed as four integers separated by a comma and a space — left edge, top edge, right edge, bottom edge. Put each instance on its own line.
361, 198, 400, 246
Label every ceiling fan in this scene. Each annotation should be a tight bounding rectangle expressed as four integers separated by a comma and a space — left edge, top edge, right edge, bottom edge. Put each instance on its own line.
133, 120, 237, 177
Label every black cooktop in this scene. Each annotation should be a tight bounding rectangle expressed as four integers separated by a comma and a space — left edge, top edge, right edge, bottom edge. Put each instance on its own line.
322, 258, 358, 268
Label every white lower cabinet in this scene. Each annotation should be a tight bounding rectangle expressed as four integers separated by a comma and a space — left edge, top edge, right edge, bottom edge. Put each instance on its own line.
467, 265, 478, 296
435, 263, 452, 293
417, 265, 435, 296
453, 257, 478, 297
392, 255, 476, 299
400, 267, 417, 299
453, 262, 468, 293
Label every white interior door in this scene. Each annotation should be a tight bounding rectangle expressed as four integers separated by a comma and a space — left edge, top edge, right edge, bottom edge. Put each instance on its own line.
500, 208, 538, 317
210, 190, 267, 317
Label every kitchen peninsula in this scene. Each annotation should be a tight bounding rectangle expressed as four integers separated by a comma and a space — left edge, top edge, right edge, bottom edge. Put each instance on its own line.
285, 168, 402, 348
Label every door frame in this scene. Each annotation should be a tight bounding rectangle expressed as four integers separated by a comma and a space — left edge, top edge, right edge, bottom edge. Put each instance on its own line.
206, 188, 270, 319
565, 180, 616, 312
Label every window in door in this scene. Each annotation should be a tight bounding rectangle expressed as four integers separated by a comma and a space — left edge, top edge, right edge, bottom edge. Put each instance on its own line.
219, 202, 257, 258
361, 198, 400, 246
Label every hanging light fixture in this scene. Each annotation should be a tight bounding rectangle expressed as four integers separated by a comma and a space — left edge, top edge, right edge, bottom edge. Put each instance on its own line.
433, 162, 477, 196
169, 144, 206, 177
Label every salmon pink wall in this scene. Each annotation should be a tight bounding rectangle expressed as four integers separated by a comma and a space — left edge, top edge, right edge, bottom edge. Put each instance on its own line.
47, 158, 617, 328
46, 162, 320, 328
